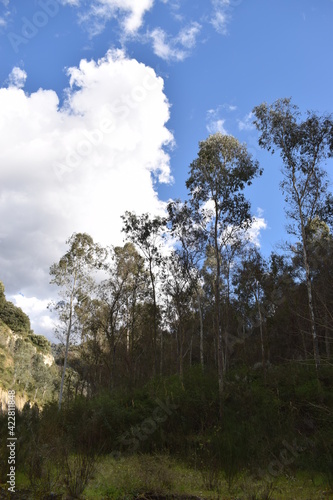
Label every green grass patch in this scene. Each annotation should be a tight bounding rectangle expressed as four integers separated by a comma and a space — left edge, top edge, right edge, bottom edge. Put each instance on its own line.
83, 454, 332, 499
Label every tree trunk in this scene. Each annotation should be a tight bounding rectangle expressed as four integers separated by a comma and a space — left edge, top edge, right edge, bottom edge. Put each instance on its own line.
189, 335, 193, 367
58, 279, 75, 410
179, 325, 183, 382
214, 201, 224, 417
149, 258, 157, 377
301, 225, 320, 370
223, 262, 231, 373
256, 281, 266, 381
324, 307, 330, 359
58, 319, 71, 410
160, 329, 163, 376
197, 291, 204, 370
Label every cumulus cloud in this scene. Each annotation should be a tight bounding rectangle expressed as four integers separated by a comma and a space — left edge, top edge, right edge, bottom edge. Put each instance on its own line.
150, 22, 201, 61
0, 49, 173, 339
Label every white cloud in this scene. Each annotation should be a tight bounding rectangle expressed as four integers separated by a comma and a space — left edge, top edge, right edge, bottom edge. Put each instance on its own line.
207, 118, 228, 135
211, 0, 236, 35
10, 294, 58, 342
0, 49, 173, 339
0, 0, 10, 28
199, 204, 267, 255
238, 111, 255, 131
79, 0, 154, 37
247, 211, 267, 247
206, 107, 229, 135
150, 28, 186, 61
221, 211, 267, 248
256, 207, 264, 218
211, 9, 228, 34
60, 0, 81, 5
178, 22, 201, 48
8, 67, 27, 89
150, 22, 201, 61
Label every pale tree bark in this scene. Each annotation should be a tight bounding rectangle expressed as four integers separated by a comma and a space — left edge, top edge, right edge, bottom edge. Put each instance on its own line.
58, 271, 77, 410
253, 98, 333, 370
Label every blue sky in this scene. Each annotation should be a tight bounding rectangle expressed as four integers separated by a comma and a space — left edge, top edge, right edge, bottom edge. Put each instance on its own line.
0, 0, 332, 339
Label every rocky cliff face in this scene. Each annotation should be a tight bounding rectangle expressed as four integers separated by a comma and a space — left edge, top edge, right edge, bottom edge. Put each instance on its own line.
0, 387, 28, 412
0, 322, 57, 411
0, 282, 58, 410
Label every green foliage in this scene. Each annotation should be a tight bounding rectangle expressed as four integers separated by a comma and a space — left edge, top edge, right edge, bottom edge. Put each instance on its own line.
0, 361, 332, 496
0, 299, 31, 333
27, 332, 51, 352
2, 102, 333, 497
0, 281, 56, 401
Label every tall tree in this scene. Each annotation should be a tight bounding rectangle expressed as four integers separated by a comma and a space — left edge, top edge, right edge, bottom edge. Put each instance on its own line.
121, 212, 166, 376
98, 243, 148, 387
49, 232, 105, 409
162, 252, 196, 380
167, 200, 206, 369
253, 98, 333, 369
186, 132, 261, 410
233, 247, 268, 373
293, 218, 333, 360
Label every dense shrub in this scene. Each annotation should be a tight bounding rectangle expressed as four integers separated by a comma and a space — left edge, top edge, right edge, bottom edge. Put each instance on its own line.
0, 300, 31, 333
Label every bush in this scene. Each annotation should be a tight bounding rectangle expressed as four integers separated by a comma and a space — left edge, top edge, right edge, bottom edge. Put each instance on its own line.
0, 300, 31, 333
62, 451, 98, 498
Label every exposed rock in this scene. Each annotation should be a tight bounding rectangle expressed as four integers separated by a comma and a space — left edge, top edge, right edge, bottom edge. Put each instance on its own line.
0, 387, 29, 412
42, 352, 55, 367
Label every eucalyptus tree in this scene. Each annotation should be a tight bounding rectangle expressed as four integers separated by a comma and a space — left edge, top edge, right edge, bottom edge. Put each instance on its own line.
98, 242, 148, 386
162, 251, 197, 380
186, 132, 261, 406
253, 98, 333, 369
293, 218, 333, 360
167, 200, 206, 368
233, 247, 268, 373
121, 212, 167, 376
49, 232, 106, 409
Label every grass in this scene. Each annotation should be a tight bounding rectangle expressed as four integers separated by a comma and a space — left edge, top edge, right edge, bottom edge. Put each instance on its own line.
83, 453, 332, 499
2, 451, 332, 498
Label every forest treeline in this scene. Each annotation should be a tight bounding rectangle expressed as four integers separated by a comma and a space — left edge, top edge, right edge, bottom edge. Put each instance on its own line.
1, 97, 333, 498
50, 98, 333, 410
